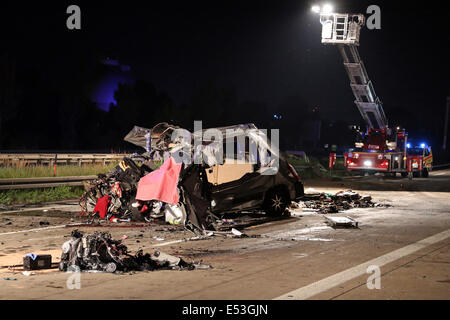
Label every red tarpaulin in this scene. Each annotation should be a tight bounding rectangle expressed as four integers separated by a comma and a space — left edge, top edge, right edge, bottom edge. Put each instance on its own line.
135, 157, 182, 205
93, 195, 111, 219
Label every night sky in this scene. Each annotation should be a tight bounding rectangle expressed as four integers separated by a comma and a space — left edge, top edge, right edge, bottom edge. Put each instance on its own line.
1, 0, 449, 146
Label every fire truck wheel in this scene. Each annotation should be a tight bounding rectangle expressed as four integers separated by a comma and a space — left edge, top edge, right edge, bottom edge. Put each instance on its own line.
401, 172, 408, 178
384, 172, 396, 177
422, 168, 429, 178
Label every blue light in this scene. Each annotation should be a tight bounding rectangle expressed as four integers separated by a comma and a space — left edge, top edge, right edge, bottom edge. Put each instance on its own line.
420, 143, 426, 148
406, 143, 411, 148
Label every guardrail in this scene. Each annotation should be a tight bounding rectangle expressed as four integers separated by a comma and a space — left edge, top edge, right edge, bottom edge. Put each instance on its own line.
0, 176, 97, 190
0, 153, 128, 167
433, 163, 450, 169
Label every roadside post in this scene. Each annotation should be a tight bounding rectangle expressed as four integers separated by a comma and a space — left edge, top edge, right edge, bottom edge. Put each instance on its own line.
53, 154, 58, 177
418, 157, 423, 177
329, 153, 336, 176
407, 158, 413, 180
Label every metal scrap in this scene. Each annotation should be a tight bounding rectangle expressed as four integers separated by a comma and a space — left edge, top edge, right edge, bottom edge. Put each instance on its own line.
324, 216, 359, 228
292, 190, 384, 214
59, 230, 210, 273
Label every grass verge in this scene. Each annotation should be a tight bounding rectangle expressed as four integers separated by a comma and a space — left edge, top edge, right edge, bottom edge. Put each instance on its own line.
286, 153, 348, 179
0, 186, 85, 205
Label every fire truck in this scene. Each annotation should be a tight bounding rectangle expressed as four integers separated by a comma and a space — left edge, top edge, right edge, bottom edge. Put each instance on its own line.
316, 9, 432, 177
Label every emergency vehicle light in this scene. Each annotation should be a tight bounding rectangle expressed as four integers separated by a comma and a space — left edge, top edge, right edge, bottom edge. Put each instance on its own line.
364, 160, 372, 167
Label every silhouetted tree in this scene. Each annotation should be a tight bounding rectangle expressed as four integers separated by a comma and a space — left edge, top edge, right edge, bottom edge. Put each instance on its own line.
189, 80, 238, 128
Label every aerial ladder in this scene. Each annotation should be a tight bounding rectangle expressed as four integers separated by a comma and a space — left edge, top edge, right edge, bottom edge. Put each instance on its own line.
321, 13, 387, 132
318, 11, 431, 177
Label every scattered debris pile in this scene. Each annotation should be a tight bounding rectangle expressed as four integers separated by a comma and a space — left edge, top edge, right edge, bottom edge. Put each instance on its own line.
292, 190, 386, 214
79, 154, 213, 232
324, 216, 359, 228
59, 230, 209, 273
79, 156, 151, 222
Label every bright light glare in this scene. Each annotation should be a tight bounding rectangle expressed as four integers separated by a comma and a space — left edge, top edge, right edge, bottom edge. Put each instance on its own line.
311, 5, 321, 13
420, 143, 426, 148
364, 160, 372, 167
322, 4, 333, 14
406, 143, 411, 148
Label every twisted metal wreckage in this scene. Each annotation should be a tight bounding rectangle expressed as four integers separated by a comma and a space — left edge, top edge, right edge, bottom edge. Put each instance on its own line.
79, 122, 301, 234
59, 229, 205, 273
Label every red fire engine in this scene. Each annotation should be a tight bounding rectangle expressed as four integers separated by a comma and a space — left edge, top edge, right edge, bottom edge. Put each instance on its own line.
317, 10, 432, 177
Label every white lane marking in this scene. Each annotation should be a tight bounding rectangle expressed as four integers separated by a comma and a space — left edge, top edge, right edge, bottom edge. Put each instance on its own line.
152, 239, 185, 247
0, 205, 80, 215
151, 235, 209, 247
0, 224, 69, 236
274, 228, 450, 300
0, 223, 92, 236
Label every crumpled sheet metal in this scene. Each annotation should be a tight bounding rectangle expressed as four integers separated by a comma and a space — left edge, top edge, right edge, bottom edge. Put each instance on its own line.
192, 123, 279, 167
124, 122, 279, 168
293, 190, 382, 214
59, 230, 207, 272
123, 126, 152, 151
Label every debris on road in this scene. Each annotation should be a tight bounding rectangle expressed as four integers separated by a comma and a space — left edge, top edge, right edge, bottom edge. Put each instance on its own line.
291, 190, 386, 214
79, 156, 151, 222
324, 216, 359, 228
23, 254, 52, 270
59, 230, 210, 273
79, 122, 304, 234
79, 153, 214, 233
231, 228, 246, 238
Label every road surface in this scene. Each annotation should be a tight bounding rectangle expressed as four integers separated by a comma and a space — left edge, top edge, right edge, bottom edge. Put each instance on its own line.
0, 169, 449, 300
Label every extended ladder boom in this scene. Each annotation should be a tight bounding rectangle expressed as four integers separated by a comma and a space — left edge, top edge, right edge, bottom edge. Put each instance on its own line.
320, 13, 388, 130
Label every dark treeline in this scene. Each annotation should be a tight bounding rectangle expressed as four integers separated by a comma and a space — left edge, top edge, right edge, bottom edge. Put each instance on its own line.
0, 54, 336, 152
1, 53, 444, 155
